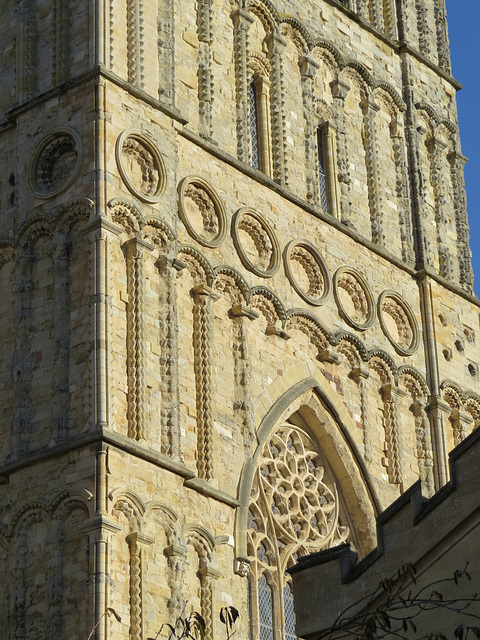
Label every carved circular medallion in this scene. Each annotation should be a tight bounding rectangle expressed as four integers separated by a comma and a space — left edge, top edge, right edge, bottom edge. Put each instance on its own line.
232, 207, 280, 278
178, 176, 227, 248
378, 290, 419, 356
116, 130, 166, 203
333, 266, 375, 330
284, 240, 330, 306
29, 129, 82, 198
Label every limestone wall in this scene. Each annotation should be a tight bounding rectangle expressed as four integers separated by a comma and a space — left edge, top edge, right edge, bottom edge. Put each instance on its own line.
0, 0, 478, 639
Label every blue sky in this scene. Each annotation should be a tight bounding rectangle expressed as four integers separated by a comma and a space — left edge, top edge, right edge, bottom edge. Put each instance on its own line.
447, 0, 480, 295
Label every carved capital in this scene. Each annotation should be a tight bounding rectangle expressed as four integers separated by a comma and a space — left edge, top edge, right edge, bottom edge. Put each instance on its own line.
198, 562, 222, 581
231, 8, 254, 30
361, 96, 380, 116
230, 303, 260, 320
299, 55, 319, 79
330, 78, 350, 100
127, 532, 154, 548
425, 397, 452, 417
459, 410, 474, 428
266, 323, 291, 340
165, 543, 188, 559
123, 236, 154, 257
265, 31, 287, 54
426, 135, 448, 153
317, 349, 340, 364
350, 366, 369, 382
192, 284, 220, 302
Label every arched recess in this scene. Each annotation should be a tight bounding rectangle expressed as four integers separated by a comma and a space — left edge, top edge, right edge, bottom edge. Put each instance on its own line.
235, 375, 380, 640
235, 369, 380, 562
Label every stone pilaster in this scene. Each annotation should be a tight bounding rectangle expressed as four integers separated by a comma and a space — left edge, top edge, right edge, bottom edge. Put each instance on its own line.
52, 234, 71, 442
448, 150, 474, 292
53, 0, 70, 85
351, 367, 372, 462
198, 562, 222, 640
16, 0, 38, 103
83, 218, 122, 430
12, 250, 34, 455
127, 532, 154, 640
165, 543, 187, 622
266, 32, 288, 186
433, 0, 451, 73
330, 78, 353, 227
381, 384, 405, 489
232, 9, 254, 164
157, 256, 185, 458
126, 0, 145, 88
383, 0, 397, 39
231, 304, 259, 454
361, 95, 384, 245
370, 0, 385, 33
425, 397, 451, 489
193, 284, 219, 480
412, 399, 434, 495
197, 0, 214, 140
124, 237, 152, 442
157, 0, 176, 105
391, 120, 415, 263
426, 135, 451, 280
299, 55, 320, 204
415, 0, 430, 57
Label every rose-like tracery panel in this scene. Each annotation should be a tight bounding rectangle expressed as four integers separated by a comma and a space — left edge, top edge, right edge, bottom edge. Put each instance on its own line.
246, 423, 349, 640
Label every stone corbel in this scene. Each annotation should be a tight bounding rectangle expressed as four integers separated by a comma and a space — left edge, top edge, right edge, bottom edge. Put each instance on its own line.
266, 323, 291, 340
317, 349, 340, 364
234, 557, 250, 577
350, 366, 369, 383
298, 55, 319, 79
193, 283, 221, 303
230, 303, 259, 320
198, 561, 222, 582
330, 78, 350, 100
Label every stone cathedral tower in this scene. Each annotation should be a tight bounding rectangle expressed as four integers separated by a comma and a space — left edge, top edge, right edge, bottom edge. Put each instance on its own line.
0, 0, 479, 639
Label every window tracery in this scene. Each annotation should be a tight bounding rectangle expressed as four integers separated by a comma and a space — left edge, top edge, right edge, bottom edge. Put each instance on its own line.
247, 423, 350, 640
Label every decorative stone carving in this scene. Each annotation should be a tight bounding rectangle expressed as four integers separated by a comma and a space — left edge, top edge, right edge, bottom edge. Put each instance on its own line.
232, 9, 254, 164
178, 176, 227, 248
126, 0, 145, 87
333, 266, 375, 330
266, 32, 288, 186
284, 240, 330, 306
192, 284, 219, 480
247, 422, 349, 638
29, 130, 82, 198
378, 290, 419, 356
116, 130, 166, 203
232, 207, 280, 278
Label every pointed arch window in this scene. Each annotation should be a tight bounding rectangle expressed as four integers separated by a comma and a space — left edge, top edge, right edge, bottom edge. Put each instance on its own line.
246, 423, 350, 640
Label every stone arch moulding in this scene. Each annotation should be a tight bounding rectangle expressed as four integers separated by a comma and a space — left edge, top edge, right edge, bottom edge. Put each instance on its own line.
283, 239, 331, 306
116, 129, 166, 203
378, 289, 420, 356
235, 361, 380, 563
28, 128, 83, 199
333, 266, 376, 331
232, 207, 281, 278
178, 176, 227, 248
